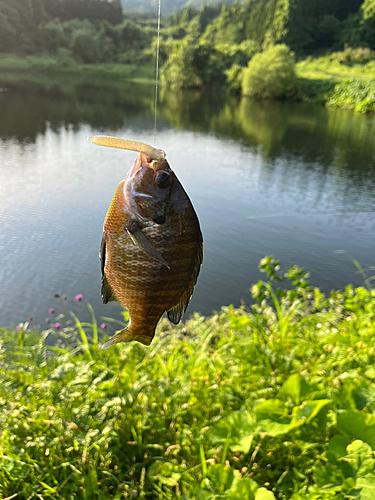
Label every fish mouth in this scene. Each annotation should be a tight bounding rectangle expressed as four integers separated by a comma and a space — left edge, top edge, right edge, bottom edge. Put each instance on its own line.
88, 136, 166, 162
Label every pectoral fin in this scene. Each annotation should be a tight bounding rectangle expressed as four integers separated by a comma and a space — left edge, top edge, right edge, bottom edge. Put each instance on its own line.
126, 225, 170, 269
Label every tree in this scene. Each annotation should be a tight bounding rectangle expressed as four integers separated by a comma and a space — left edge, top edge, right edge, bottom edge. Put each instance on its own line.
202, 4, 246, 46
161, 38, 226, 90
38, 19, 68, 53
340, 0, 375, 50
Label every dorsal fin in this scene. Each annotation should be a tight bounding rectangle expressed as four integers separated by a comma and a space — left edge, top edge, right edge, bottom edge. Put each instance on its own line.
167, 235, 203, 325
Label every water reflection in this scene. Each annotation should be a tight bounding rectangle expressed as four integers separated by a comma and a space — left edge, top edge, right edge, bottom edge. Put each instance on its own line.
1, 80, 375, 328
0, 81, 154, 143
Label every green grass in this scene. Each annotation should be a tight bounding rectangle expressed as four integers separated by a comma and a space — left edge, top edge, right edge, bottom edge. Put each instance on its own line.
1, 257, 375, 499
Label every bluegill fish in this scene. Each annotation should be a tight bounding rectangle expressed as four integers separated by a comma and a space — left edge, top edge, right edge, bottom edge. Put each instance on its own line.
89, 136, 203, 349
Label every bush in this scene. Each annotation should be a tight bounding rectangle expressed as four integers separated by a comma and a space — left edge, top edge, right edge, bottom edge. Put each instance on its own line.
70, 25, 101, 63
327, 78, 375, 113
242, 44, 296, 99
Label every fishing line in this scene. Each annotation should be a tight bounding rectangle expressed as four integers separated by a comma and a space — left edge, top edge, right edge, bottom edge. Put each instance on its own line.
153, 0, 162, 146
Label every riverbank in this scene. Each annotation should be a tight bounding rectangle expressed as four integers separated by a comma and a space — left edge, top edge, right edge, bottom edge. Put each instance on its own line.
1, 257, 375, 499
296, 51, 375, 113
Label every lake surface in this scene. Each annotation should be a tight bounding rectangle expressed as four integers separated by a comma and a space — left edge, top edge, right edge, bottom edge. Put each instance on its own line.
1, 80, 375, 330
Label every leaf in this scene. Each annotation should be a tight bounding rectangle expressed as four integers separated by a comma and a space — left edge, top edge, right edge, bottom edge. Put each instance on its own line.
340, 477, 357, 496
88, 303, 98, 347
257, 419, 291, 437
281, 374, 311, 405
231, 434, 254, 454
356, 475, 375, 500
290, 400, 330, 427
344, 440, 375, 477
313, 462, 345, 492
208, 411, 256, 453
254, 487, 276, 500
255, 400, 291, 436
71, 312, 92, 361
148, 461, 181, 487
226, 478, 259, 500
38, 480, 58, 493
180, 495, 193, 500
347, 439, 372, 456
160, 472, 182, 487
337, 378, 375, 412
337, 411, 375, 449
228, 312, 251, 330
191, 490, 214, 500
206, 464, 235, 493
328, 435, 352, 460
255, 399, 288, 421
0, 458, 14, 472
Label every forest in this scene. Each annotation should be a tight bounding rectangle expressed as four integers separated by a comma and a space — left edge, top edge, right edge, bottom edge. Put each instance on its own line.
1, 0, 374, 58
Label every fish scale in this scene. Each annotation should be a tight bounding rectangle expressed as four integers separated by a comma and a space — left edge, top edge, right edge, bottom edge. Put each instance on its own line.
99, 151, 203, 348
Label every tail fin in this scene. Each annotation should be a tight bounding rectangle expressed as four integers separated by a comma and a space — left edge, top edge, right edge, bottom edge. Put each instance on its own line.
101, 328, 153, 350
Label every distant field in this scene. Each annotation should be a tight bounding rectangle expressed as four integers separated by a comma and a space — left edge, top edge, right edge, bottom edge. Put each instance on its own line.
0, 54, 155, 86
297, 55, 375, 82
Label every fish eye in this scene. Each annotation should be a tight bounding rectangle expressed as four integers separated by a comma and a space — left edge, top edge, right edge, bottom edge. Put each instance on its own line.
155, 171, 171, 189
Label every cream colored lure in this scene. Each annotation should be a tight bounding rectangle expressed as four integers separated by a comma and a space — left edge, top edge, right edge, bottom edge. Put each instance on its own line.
89, 136, 203, 349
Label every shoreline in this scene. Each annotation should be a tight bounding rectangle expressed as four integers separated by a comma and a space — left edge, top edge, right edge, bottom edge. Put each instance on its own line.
1, 54, 374, 114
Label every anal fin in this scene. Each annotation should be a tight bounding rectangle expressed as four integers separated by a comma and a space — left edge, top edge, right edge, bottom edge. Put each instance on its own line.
101, 328, 153, 349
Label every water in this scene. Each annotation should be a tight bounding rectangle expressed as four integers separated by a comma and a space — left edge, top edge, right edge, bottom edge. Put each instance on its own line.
1, 81, 375, 329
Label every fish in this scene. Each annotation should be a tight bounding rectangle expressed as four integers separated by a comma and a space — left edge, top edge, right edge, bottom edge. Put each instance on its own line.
88, 136, 203, 349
